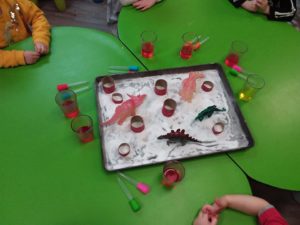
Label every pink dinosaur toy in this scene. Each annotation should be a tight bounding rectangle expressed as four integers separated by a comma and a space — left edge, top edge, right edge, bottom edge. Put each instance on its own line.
101, 94, 146, 126
179, 72, 205, 102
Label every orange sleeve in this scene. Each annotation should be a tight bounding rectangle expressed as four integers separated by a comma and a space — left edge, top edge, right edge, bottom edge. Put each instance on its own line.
0, 50, 26, 68
19, 0, 51, 47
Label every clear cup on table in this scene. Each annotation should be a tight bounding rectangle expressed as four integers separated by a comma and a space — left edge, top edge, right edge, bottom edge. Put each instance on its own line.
55, 90, 79, 118
180, 32, 199, 60
141, 31, 157, 59
71, 115, 94, 143
239, 74, 265, 102
225, 40, 248, 68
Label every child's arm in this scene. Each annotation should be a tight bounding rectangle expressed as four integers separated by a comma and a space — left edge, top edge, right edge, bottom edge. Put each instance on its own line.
201, 195, 288, 225
228, 0, 247, 8
18, 0, 51, 54
211, 195, 269, 216
0, 50, 39, 68
133, 0, 163, 11
120, 0, 163, 11
228, 0, 258, 12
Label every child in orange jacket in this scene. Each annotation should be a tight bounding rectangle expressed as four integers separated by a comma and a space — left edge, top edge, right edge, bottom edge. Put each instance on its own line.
0, 0, 51, 68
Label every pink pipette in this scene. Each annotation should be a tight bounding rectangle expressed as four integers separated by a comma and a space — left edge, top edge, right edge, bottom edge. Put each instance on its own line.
118, 172, 150, 195
57, 81, 89, 91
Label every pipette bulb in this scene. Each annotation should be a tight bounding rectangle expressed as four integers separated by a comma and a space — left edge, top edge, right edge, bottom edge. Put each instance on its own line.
137, 183, 150, 194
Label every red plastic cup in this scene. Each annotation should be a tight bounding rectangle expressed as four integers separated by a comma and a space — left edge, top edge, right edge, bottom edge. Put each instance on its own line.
225, 41, 248, 68
112, 93, 123, 104
212, 122, 224, 135
55, 90, 79, 118
154, 79, 167, 95
162, 161, 185, 188
162, 99, 176, 117
71, 115, 94, 143
201, 81, 214, 92
130, 116, 145, 133
141, 31, 157, 59
102, 76, 115, 94
118, 143, 130, 157
180, 32, 199, 60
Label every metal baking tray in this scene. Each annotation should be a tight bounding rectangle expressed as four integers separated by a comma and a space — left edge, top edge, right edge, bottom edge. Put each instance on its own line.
95, 63, 254, 171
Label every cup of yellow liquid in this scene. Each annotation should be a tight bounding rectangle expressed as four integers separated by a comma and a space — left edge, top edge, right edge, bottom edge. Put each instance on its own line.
239, 74, 265, 102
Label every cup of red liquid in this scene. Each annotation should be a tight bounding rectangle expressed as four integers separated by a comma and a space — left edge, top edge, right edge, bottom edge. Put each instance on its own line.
71, 115, 94, 143
162, 161, 185, 188
180, 32, 199, 60
141, 31, 157, 59
55, 90, 79, 118
225, 41, 248, 68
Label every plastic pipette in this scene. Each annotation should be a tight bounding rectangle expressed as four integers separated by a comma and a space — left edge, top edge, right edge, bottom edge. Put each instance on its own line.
200, 36, 210, 45
57, 81, 89, 91
117, 177, 141, 212
108, 70, 133, 74
73, 86, 90, 94
109, 66, 139, 71
118, 172, 150, 194
229, 68, 247, 80
191, 35, 202, 44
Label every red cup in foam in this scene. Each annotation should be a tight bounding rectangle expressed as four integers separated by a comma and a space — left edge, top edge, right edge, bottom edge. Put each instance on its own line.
212, 122, 224, 135
112, 93, 123, 104
162, 99, 176, 117
102, 76, 115, 94
130, 115, 145, 133
154, 79, 167, 96
201, 81, 214, 92
118, 143, 130, 157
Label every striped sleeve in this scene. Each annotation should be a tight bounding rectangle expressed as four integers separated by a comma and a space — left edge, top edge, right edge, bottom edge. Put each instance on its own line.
268, 0, 297, 21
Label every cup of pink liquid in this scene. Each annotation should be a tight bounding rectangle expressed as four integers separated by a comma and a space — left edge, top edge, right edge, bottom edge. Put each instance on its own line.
141, 31, 157, 59
55, 90, 79, 118
180, 32, 199, 60
71, 115, 94, 143
162, 161, 185, 188
225, 41, 248, 68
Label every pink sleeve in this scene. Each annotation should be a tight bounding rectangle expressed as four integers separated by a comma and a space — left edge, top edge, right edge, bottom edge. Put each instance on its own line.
259, 207, 289, 225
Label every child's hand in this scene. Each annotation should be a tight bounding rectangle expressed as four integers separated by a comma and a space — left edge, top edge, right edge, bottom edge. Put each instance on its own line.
133, 0, 157, 11
255, 0, 270, 14
241, 0, 258, 12
202, 197, 228, 216
193, 211, 218, 225
24, 51, 40, 64
34, 42, 49, 55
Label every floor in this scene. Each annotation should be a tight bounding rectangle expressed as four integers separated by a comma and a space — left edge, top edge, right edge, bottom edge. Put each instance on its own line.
39, 0, 300, 224
39, 0, 117, 35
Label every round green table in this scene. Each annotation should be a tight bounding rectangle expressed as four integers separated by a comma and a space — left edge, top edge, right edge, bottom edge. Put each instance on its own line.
0, 27, 255, 225
118, 0, 300, 191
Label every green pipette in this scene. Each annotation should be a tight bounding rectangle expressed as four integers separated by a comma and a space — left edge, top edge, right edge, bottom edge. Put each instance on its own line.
117, 177, 141, 212
229, 68, 248, 80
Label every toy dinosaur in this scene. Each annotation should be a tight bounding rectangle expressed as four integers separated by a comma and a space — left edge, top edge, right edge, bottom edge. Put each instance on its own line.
179, 72, 205, 102
157, 129, 201, 146
194, 105, 226, 122
101, 94, 146, 126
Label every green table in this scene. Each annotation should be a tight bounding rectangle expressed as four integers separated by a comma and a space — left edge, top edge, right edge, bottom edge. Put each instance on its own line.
118, 0, 300, 191
0, 27, 255, 225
